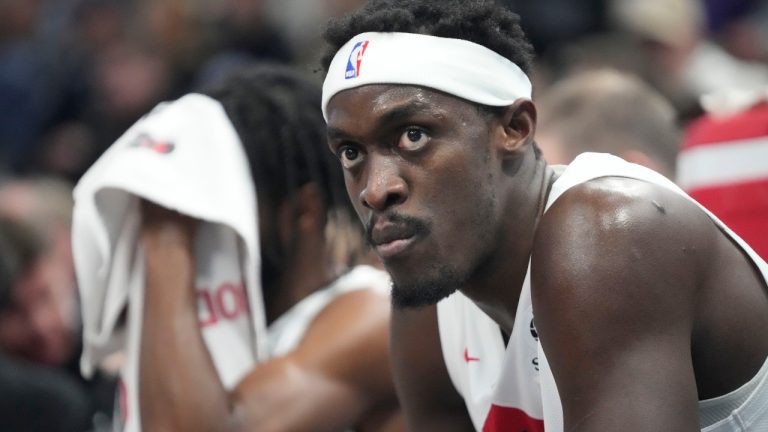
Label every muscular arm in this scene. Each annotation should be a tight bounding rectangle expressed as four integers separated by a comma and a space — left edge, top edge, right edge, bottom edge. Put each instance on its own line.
139, 203, 399, 432
390, 305, 474, 432
531, 178, 708, 432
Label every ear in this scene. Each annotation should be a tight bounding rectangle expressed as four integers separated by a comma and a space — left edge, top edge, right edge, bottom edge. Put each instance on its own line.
274, 182, 326, 251
496, 99, 537, 157
293, 182, 325, 234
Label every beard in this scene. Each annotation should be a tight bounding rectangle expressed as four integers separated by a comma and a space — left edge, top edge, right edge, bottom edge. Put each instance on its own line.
390, 261, 466, 309
386, 190, 498, 310
364, 211, 447, 309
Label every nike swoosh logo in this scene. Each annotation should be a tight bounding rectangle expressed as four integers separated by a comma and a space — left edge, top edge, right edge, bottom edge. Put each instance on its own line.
464, 347, 480, 363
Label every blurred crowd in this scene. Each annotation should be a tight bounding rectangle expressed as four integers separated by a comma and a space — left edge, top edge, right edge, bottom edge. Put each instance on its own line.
2, 0, 767, 180
0, 0, 766, 430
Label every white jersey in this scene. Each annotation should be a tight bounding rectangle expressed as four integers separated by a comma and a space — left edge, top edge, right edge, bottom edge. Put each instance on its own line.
437, 152, 768, 432
116, 262, 390, 431
117, 224, 257, 432
267, 265, 391, 356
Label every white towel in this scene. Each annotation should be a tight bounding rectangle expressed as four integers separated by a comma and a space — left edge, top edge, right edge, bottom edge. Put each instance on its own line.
72, 94, 268, 430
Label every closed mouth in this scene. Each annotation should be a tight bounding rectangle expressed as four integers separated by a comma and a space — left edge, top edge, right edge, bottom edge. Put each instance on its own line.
370, 223, 419, 259
374, 235, 417, 259
366, 212, 430, 260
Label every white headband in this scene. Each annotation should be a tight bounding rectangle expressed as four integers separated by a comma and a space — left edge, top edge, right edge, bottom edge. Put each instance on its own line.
321, 32, 532, 121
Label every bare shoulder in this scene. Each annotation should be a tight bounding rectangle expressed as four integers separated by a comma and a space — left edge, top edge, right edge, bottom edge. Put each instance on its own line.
532, 176, 715, 289
237, 285, 397, 431
527, 177, 716, 430
296, 285, 392, 384
530, 176, 717, 351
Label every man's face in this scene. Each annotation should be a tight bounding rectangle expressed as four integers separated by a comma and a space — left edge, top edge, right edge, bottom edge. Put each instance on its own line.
326, 85, 505, 308
0, 258, 74, 365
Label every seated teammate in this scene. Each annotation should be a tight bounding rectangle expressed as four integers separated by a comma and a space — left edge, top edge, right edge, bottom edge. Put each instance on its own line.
125, 65, 401, 431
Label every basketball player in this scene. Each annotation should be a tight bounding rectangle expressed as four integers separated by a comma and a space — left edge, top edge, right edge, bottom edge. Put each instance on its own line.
320, 1, 768, 431
137, 65, 401, 431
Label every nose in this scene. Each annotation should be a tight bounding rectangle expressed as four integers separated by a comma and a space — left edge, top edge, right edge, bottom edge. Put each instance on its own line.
359, 155, 408, 211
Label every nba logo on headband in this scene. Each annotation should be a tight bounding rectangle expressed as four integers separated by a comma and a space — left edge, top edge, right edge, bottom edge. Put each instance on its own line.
345, 40, 369, 79
323, 32, 533, 121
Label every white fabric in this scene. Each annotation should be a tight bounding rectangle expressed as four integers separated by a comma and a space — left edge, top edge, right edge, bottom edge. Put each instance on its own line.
683, 42, 768, 105
677, 135, 768, 190
268, 265, 391, 357
321, 32, 532, 121
72, 93, 268, 432
700, 88, 768, 117
438, 152, 768, 431
700, 358, 768, 430
438, 269, 543, 431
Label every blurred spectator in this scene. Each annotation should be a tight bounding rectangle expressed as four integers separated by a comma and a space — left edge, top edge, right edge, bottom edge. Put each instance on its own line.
36, 122, 97, 182
0, 178, 78, 366
541, 33, 664, 104
73, 0, 128, 57
678, 90, 768, 261
4, 0, 759, 183
532, 5, 700, 122
267, 0, 363, 75
200, 0, 293, 69
609, 0, 768, 104
0, 0, 57, 173
0, 216, 92, 432
703, 0, 768, 62
222, 0, 292, 60
502, 0, 608, 56
537, 69, 680, 179
87, 41, 174, 148
0, 177, 117, 428
0, 0, 110, 176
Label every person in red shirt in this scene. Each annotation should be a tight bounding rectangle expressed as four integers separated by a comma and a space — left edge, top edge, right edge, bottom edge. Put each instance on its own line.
679, 96, 768, 261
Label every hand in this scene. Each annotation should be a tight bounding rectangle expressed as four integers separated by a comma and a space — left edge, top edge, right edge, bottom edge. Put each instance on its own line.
140, 200, 198, 248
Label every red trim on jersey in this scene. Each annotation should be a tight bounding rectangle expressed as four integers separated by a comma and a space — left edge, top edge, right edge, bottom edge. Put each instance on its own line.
464, 347, 480, 363
683, 102, 768, 149
483, 405, 545, 432
689, 178, 768, 261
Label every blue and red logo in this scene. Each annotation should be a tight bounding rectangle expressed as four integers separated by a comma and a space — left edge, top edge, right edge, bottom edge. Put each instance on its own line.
128, 133, 175, 154
345, 40, 369, 79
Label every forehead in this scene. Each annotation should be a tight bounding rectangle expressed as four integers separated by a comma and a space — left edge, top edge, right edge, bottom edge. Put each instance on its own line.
325, 84, 480, 131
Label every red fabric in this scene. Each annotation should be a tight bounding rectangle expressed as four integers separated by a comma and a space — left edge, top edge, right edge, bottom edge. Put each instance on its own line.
684, 102, 768, 148
689, 179, 768, 261
483, 405, 545, 432
682, 103, 768, 262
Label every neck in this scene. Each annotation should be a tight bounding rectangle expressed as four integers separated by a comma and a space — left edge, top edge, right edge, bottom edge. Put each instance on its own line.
264, 235, 341, 324
461, 153, 555, 334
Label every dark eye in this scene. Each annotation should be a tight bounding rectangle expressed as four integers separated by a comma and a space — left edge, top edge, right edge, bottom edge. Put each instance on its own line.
399, 127, 430, 151
407, 129, 422, 142
343, 147, 359, 161
338, 144, 364, 169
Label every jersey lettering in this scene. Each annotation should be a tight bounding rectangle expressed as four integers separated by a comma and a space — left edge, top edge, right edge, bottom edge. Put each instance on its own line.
197, 281, 249, 328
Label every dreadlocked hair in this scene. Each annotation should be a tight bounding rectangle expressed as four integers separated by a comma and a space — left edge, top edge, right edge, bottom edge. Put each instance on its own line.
203, 64, 366, 273
322, 0, 535, 75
